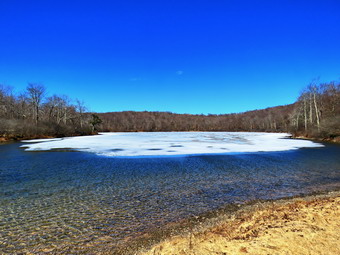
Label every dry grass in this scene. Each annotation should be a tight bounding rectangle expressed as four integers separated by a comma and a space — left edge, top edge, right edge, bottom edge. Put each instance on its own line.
141, 193, 340, 255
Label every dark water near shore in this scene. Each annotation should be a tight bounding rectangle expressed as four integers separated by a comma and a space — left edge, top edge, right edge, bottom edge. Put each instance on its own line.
0, 142, 340, 253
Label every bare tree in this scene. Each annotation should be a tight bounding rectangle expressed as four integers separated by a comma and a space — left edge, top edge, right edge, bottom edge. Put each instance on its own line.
26, 83, 46, 124
75, 99, 87, 128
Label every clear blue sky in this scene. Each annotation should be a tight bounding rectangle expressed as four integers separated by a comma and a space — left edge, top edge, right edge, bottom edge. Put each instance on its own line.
0, 1, 339, 114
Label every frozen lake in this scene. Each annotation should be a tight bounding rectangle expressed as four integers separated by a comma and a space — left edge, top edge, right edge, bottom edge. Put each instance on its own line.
0, 132, 339, 253
21, 132, 324, 157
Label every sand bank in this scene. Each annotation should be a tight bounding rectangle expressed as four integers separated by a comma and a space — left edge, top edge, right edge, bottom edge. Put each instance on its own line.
140, 192, 340, 255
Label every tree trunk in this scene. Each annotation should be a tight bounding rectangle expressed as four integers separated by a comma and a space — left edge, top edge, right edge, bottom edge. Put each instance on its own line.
313, 92, 320, 131
304, 98, 308, 132
309, 93, 313, 125
35, 104, 39, 125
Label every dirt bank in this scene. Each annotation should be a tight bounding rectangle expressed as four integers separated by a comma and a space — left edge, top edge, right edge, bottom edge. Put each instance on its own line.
293, 135, 340, 144
140, 192, 340, 255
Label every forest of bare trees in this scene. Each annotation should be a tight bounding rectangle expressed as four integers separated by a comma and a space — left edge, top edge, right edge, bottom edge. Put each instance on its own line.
97, 80, 339, 140
0, 83, 95, 140
291, 81, 340, 139
98, 105, 295, 133
1, 80, 339, 142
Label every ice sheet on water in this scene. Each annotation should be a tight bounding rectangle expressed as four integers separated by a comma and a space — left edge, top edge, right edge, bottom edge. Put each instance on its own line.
21, 138, 63, 143
20, 132, 324, 157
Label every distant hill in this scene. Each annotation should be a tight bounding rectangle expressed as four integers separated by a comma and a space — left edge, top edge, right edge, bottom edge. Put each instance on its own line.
97, 81, 339, 142
97, 104, 295, 133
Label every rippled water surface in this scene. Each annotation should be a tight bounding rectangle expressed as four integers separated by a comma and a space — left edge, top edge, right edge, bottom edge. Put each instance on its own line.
0, 141, 340, 253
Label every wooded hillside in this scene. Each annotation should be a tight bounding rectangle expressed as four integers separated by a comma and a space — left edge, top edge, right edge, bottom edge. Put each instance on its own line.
98, 105, 295, 133
0, 83, 95, 140
1, 80, 339, 141
292, 81, 340, 139
97, 80, 339, 140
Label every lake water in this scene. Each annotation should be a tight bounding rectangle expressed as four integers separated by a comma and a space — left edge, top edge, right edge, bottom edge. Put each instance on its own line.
0, 133, 340, 253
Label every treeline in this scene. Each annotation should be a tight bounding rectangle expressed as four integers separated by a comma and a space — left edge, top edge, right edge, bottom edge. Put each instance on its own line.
291, 81, 340, 139
98, 105, 295, 133
1, 80, 339, 141
98, 80, 339, 141
0, 83, 99, 140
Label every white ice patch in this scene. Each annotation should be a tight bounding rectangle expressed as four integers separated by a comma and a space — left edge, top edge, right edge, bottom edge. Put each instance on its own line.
21, 138, 63, 143
20, 132, 324, 157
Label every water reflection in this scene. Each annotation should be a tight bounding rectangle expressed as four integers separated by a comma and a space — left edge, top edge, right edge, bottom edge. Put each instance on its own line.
0, 142, 339, 253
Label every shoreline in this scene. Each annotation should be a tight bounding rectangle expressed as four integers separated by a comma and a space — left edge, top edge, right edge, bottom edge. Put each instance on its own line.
292, 135, 340, 144
135, 190, 340, 255
2, 132, 339, 145
0, 133, 96, 143
137, 191, 340, 255
2, 188, 339, 254
5, 192, 340, 254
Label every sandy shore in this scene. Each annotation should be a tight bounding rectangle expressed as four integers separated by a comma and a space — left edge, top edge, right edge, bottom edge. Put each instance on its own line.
140, 192, 340, 255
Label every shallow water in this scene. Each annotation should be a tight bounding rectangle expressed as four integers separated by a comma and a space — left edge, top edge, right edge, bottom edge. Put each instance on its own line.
0, 141, 340, 253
